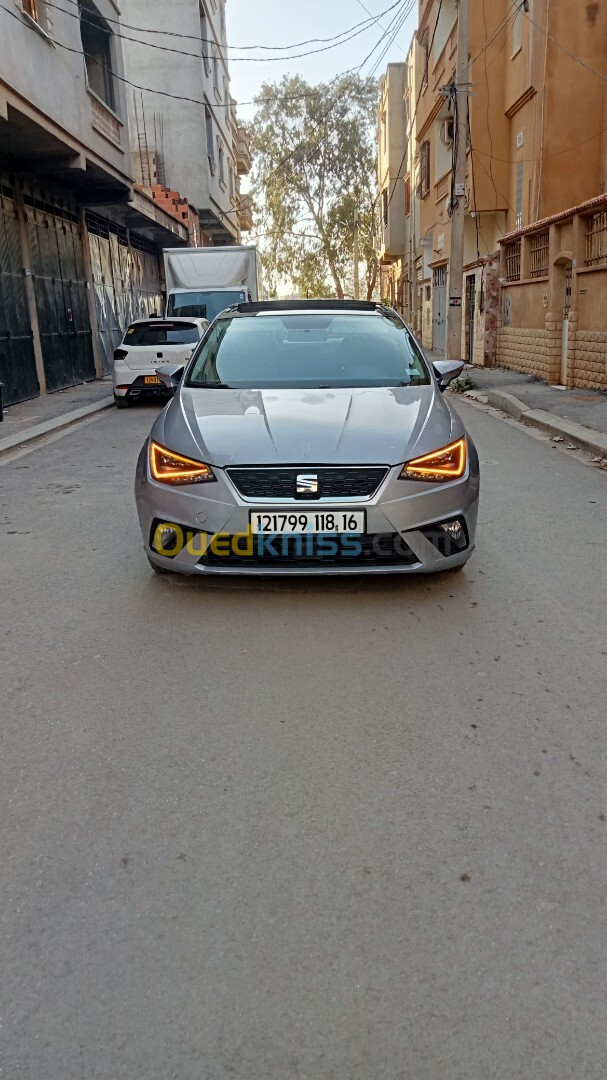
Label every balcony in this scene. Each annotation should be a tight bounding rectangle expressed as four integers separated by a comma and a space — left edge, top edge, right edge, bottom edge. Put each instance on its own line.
235, 126, 252, 176
238, 195, 253, 232
90, 91, 122, 148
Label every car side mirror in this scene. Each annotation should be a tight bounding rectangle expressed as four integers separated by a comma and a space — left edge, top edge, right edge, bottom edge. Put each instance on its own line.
156, 364, 184, 394
433, 359, 464, 391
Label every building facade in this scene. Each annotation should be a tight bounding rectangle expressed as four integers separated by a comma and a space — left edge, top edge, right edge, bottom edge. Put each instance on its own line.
121, 0, 252, 245
378, 0, 607, 386
0, 0, 188, 405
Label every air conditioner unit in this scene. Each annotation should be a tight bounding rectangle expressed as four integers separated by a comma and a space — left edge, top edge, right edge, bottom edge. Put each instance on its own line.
440, 119, 455, 146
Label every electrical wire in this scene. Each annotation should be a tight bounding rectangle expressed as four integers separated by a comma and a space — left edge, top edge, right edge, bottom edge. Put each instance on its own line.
55, 0, 407, 53
385, 0, 443, 213
46, 0, 408, 64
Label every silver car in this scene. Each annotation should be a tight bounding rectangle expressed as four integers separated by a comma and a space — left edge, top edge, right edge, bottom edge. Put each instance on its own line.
135, 300, 479, 576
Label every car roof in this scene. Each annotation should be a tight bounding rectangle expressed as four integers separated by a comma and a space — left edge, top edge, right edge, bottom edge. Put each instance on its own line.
216, 300, 400, 320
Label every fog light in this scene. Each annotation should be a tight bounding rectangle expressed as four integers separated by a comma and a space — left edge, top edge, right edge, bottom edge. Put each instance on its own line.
151, 520, 188, 557
160, 528, 178, 551
440, 519, 466, 549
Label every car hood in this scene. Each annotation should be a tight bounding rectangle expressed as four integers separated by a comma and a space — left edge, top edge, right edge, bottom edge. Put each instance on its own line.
154, 385, 461, 468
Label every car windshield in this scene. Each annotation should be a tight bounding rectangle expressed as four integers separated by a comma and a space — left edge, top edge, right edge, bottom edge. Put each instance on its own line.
167, 290, 247, 321
186, 313, 430, 389
125, 322, 200, 346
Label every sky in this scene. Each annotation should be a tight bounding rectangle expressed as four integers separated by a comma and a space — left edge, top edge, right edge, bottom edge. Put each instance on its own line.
225, 0, 418, 125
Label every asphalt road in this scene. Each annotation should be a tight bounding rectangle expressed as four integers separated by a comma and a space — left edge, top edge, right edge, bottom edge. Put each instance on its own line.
1, 400, 606, 1080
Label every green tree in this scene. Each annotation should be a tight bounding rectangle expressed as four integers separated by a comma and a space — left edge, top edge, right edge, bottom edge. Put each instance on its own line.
251, 74, 379, 300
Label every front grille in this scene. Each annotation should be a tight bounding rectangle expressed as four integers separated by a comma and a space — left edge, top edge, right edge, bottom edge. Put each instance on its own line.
226, 466, 388, 499
200, 533, 418, 569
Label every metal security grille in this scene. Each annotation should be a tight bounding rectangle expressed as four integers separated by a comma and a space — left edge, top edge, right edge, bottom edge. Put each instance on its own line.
86, 211, 162, 373
530, 231, 549, 277
226, 467, 389, 500
0, 183, 39, 405
24, 188, 95, 393
505, 240, 521, 281
585, 210, 607, 266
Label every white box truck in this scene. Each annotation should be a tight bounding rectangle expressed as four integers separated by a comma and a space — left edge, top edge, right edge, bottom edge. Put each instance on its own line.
163, 246, 261, 323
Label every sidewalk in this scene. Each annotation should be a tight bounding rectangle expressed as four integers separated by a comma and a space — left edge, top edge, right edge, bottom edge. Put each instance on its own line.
0, 378, 114, 455
422, 345, 607, 457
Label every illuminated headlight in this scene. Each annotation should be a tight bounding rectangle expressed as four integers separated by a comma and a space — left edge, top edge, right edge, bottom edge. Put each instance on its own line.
149, 441, 215, 485
400, 438, 467, 482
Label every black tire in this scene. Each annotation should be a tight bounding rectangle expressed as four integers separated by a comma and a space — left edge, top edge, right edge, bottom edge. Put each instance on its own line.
147, 556, 171, 575
114, 394, 132, 408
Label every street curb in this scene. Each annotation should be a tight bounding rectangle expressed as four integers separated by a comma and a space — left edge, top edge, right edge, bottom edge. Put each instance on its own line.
0, 397, 115, 457
484, 390, 607, 458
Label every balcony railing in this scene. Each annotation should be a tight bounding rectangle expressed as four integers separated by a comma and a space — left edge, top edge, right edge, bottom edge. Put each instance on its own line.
238, 195, 253, 232
505, 240, 521, 281
90, 92, 122, 148
530, 231, 549, 277
585, 210, 607, 266
235, 126, 252, 176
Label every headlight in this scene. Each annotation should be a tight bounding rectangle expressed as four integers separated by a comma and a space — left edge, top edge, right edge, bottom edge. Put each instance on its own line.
399, 438, 466, 482
149, 441, 216, 485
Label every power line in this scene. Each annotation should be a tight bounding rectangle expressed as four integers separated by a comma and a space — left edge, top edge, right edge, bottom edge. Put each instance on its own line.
49, 0, 407, 64
385, 0, 443, 214
54, 0, 406, 54
353, 0, 408, 58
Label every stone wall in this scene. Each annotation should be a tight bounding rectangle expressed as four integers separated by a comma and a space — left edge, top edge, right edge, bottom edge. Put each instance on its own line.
496, 325, 556, 382
571, 331, 607, 390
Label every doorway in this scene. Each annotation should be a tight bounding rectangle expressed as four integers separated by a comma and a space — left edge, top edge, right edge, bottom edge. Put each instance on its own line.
560, 263, 573, 385
432, 265, 447, 354
465, 274, 476, 364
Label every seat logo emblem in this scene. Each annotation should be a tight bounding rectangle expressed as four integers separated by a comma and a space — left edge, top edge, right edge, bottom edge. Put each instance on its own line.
296, 473, 319, 494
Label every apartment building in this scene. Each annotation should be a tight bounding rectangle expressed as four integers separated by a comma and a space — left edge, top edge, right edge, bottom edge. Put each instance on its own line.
497, 2, 607, 390
0, 0, 188, 404
377, 42, 422, 336
121, 0, 252, 246
379, 0, 607, 388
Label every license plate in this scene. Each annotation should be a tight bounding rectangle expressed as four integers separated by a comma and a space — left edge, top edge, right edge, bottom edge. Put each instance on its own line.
249, 510, 366, 534
144, 376, 161, 385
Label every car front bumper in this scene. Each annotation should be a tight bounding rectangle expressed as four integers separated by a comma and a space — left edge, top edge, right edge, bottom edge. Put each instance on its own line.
135, 440, 480, 576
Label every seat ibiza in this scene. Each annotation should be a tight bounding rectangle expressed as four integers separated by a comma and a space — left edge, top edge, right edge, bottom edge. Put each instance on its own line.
135, 300, 479, 576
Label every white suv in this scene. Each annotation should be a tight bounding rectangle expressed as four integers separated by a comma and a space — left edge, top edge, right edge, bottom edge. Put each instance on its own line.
113, 318, 208, 408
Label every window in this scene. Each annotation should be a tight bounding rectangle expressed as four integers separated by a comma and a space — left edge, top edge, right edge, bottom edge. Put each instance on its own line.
200, 7, 211, 76
228, 164, 234, 198
80, 0, 115, 111
205, 107, 215, 173
124, 322, 202, 347
515, 161, 524, 228
220, 1, 226, 39
405, 174, 411, 216
420, 141, 430, 197
212, 47, 219, 95
218, 140, 225, 184
187, 314, 431, 390
21, 0, 44, 24
224, 77, 229, 104
420, 30, 429, 90
382, 188, 388, 227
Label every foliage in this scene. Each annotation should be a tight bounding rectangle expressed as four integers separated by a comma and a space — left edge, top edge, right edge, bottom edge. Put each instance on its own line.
250, 74, 379, 300
449, 375, 478, 394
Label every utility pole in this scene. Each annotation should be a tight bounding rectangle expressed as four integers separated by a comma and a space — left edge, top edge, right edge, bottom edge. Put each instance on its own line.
353, 212, 360, 300
447, 0, 469, 363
